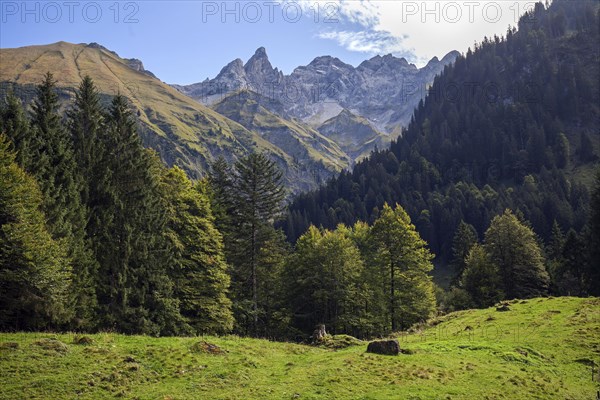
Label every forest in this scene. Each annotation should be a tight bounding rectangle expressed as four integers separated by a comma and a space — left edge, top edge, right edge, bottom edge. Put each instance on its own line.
1, 0, 599, 341
283, 1, 599, 264
1, 71, 598, 340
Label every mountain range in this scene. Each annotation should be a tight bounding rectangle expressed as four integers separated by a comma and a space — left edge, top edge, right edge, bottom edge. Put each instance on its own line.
0, 42, 457, 193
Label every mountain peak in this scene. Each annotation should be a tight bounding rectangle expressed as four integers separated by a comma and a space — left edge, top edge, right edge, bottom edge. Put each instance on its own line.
245, 46, 280, 83
215, 58, 246, 83
254, 46, 267, 57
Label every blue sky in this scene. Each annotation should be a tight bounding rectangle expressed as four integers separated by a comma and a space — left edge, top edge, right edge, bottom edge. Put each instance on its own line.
1, 1, 536, 85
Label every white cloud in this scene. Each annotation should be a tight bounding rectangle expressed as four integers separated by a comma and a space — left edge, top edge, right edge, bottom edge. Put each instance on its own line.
310, 0, 538, 66
317, 30, 406, 54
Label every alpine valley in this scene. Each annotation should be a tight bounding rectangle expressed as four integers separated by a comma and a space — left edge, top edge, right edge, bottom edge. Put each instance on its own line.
0, 42, 457, 194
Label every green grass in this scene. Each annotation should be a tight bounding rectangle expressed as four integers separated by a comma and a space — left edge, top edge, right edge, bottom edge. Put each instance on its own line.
1, 297, 599, 399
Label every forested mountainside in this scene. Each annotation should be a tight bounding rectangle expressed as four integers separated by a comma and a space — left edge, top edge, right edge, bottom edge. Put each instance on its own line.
283, 0, 600, 264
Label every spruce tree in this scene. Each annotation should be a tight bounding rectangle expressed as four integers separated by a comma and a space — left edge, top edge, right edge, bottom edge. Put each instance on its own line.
229, 152, 285, 335
461, 244, 503, 308
92, 95, 182, 335
28, 72, 96, 328
558, 229, 586, 296
207, 156, 234, 237
68, 75, 105, 206
0, 90, 32, 168
546, 220, 566, 294
450, 221, 479, 284
586, 169, 600, 295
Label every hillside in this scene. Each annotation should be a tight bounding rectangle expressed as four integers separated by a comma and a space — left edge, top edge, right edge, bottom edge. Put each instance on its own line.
317, 109, 386, 162
1, 297, 598, 399
0, 42, 343, 193
284, 0, 600, 261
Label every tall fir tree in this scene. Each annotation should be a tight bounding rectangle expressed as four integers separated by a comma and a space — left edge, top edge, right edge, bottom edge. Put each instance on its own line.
207, 156, 234, 238
64, 76, 105, 329
68, 75, 105, 206
546, 220, 566, 294
450, 221, 479, 284
91, 95, 182, 335
461, 244, 503, 308
586, 169, 600, 295
228, 152, 286, 335
0, 90, 32, 168
557, 229, 586, 295
28, 72, 96, 328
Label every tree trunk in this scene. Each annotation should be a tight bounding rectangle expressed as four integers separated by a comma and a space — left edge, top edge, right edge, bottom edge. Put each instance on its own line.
390, 259, 396, 332
251, 220, 258, 335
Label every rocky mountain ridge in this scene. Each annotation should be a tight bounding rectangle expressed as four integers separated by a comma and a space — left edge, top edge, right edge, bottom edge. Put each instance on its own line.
174, 47, 459, 136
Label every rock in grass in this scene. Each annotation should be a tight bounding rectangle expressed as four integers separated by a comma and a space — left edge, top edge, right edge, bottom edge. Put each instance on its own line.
366, 340, 400, 356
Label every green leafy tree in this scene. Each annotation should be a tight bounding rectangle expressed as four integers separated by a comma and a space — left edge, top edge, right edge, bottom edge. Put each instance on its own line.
0, 135, 71, 330
349, 220, 387, 336
255, 229, 290, 338
284, 225, 364, 336
484, 210, 550, 299
371, 203, 436, 332
461, 244, 503, 307
160, 167, 233, 334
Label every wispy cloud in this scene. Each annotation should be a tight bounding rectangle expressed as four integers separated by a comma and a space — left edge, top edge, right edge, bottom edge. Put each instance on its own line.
317, 30, 408, 55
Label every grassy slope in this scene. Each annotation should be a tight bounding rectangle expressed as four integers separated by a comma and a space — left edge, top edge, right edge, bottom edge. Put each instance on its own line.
1, 297, 598, 399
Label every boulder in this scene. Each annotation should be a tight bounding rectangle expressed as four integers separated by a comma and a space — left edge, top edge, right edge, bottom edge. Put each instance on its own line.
366, 339, 400, 355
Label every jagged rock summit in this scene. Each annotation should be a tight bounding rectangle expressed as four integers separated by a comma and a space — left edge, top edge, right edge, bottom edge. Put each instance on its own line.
174, 47, 459, 135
